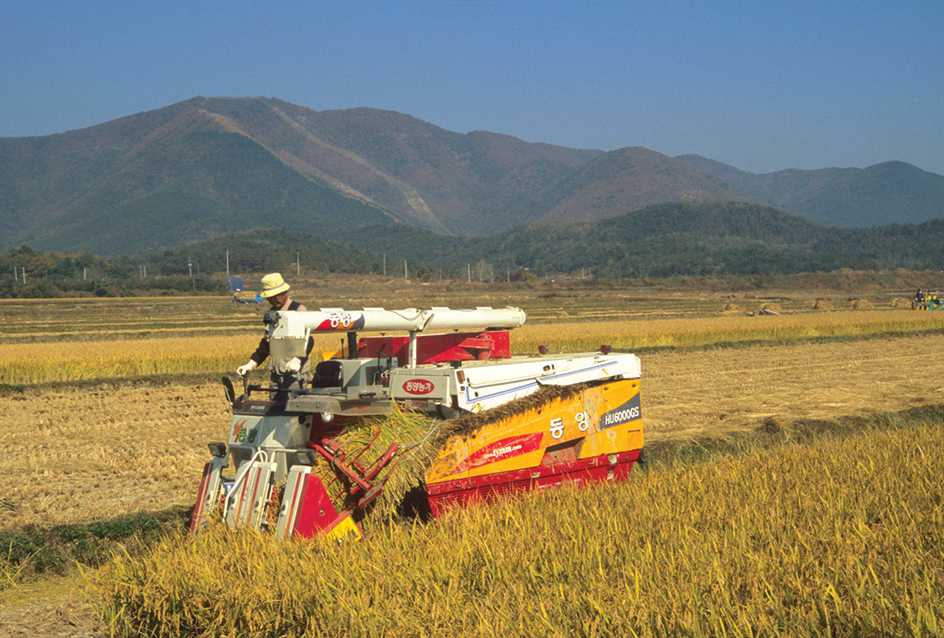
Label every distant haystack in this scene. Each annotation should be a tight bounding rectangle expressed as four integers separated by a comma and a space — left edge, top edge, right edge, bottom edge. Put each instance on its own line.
890, 297, 912, 308
723, 303, 745, 314
851, 299, 874, 310
812, 299, 834, 311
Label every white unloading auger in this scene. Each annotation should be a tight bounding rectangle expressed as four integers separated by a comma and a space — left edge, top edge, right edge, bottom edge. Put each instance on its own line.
263, 306, 527, 367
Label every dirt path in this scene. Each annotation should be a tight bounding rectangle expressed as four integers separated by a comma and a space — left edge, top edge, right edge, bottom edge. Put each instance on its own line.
2, 332, 943, 636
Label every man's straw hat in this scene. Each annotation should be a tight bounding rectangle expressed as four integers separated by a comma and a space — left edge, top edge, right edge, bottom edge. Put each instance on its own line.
261, 273, 290, 298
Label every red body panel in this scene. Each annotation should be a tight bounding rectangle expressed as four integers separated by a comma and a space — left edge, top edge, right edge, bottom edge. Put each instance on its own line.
290, 474, 343, 539
189, 462, 216, 533
358, 330, 511, 365
425, 449, 642, 517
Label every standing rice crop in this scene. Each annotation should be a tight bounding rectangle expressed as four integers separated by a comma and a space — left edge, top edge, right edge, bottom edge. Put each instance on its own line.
0, 333, 342, 384
92, 418, 944, 637
512, 309, 944, 353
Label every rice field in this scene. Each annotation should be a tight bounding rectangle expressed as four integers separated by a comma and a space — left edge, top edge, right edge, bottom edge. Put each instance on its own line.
91, 417, 944, 637
2, 287, 943, 385
513, 309, 944, 353
2, 273, 944, 636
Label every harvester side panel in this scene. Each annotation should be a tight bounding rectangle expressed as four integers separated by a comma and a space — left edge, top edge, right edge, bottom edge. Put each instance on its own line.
276, 466, 352, 541
424, 378, 643, 516
426, 378, 641, 482
190, 457, 226, 534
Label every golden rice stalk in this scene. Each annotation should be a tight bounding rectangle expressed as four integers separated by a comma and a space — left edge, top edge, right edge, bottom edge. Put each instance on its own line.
309, 409, 445, 520
313, 386, 589, 522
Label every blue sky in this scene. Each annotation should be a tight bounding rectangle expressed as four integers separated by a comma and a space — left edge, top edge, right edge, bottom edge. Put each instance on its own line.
2, 0, 942, 175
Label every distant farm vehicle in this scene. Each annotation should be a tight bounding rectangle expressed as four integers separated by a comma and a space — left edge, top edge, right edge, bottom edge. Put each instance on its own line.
232, 292, 263, 304
912, 290, 944, 310
229, 276, 263, 304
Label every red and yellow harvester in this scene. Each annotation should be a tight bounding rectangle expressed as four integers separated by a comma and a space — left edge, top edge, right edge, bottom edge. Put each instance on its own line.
191, 307, 643, 540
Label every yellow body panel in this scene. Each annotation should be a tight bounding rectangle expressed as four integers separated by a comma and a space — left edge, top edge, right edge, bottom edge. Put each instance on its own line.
325, 513, 362, 543
426, 378, 643, 485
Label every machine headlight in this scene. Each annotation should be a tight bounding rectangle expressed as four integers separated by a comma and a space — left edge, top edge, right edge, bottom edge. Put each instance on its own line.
208, 442, 227, 458
294, 449, 318, 466
321, 412, 334, 423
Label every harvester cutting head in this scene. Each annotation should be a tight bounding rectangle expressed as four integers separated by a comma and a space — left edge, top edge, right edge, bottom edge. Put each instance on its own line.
191, 307, 644, 541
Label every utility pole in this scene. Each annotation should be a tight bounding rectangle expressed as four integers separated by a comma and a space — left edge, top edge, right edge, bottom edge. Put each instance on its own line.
226, 250, 229, 277
468, 264, 471, 283
296, 251, 300, 276
404, 260, 408, 278
383, 253, 386, 277
188, 257, 192, 278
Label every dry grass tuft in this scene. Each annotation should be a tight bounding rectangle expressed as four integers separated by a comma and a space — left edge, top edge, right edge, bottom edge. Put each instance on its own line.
890, 297, 912, 308
851, 299, 874, 309
812, 298, 834, 310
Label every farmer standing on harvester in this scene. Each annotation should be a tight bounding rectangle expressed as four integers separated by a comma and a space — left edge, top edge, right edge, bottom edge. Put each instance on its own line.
236, 273, 314, 396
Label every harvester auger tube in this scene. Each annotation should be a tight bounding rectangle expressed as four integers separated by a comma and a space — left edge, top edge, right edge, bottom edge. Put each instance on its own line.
191, 306, 644, 541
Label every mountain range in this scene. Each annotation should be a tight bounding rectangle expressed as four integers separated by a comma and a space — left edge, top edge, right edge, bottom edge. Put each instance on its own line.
1, 96, 942, 256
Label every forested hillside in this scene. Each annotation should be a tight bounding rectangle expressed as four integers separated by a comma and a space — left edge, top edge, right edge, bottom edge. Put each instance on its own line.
5, 201, 944, 297
3, 97, 942, 257
676, 155, 944, 228
335, 201, 944, 278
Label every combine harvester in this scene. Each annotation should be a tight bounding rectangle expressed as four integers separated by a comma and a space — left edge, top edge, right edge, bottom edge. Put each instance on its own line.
913, 289, 944, 310
191, 307, 644, 541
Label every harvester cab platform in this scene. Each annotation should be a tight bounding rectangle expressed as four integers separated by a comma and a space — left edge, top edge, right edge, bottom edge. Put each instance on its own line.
191, 306, 644, 541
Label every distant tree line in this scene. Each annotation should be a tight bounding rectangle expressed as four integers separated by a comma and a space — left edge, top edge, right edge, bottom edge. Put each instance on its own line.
0, 230, 388, 298
5, 201, 944, 297
0, 245, 224, 298
335, 201, 944, 279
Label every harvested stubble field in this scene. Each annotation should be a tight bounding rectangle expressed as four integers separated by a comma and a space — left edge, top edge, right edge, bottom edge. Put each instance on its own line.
1, 273, 943, 636
4, 333, 944, 533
